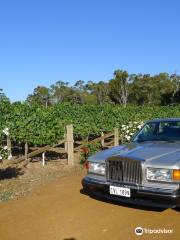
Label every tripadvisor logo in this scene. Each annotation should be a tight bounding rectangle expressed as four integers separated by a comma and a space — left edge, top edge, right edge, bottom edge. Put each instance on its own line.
135, 227, 143, 236
134, 226, 173, 236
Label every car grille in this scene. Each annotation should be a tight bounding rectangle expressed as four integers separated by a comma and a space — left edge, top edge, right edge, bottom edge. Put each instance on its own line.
106, 157, 142, 185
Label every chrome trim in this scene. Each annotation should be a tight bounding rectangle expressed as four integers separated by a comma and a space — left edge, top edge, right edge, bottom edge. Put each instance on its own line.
106, 157, 142, 185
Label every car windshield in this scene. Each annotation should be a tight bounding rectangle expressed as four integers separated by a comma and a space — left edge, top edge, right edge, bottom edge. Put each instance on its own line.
133, 120, 180, 142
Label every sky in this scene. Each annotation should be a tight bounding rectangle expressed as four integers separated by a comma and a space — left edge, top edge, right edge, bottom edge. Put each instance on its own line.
0, 0, 180, 102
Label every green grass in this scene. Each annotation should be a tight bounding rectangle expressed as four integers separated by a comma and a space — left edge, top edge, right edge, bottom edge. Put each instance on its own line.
0, 190, 13, 202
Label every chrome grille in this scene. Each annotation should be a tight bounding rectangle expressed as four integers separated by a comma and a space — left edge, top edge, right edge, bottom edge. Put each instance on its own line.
106, 158, 142, 184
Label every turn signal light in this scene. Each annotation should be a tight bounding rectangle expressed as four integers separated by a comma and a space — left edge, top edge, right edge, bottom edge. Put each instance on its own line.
173, 169, 180, 181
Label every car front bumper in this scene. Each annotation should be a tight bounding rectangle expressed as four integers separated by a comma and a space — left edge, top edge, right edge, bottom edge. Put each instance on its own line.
82, 177, 180, 209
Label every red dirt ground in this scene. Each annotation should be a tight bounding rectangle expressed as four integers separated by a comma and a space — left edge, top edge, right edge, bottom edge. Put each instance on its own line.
0, 172, 179, 240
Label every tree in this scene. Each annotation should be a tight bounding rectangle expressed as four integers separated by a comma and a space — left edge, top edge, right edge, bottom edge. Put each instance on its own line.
129, 74, 150, 105
26, 86, 50, 106
49, 81, 71, 103
154, 73, 175, 105
109, 70, 129, 106
71, 80, 86, 104
171, 73, 180, 104
129, 73, 176, 105
0, 89, 10, 102
85, 81, 110, 105
25, 69, 180, 107
74, 80, 85, 91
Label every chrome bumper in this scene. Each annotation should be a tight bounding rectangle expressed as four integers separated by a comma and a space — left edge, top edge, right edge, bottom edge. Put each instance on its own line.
82, 177, 180, 208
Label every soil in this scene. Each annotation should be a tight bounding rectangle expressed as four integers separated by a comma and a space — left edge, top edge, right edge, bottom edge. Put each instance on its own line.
0, 161, 80, 201
0, 168, 179, 240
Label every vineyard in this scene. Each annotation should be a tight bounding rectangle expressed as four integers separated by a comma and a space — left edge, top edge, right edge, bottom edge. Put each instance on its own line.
1, 100, 180, 146
1, 101, 180, 201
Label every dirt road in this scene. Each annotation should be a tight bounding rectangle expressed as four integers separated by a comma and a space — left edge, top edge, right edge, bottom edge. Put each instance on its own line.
0, 172, 179, 240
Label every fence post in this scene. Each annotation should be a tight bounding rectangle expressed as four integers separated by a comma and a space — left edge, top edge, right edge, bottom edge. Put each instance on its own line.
42, 152, 45, 166
66, 124, 74, 166
101, 132, 104, 147
64, 132, 68, 152
114, 128, 119, 146
25, 142, 28, 161
7, 135, 12, 156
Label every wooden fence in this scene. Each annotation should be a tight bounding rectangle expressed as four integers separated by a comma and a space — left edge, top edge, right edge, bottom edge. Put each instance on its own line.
3, 125, 119, 167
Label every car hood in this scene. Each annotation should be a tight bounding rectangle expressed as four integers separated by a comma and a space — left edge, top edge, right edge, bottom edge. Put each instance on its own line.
88, 142, 180, 167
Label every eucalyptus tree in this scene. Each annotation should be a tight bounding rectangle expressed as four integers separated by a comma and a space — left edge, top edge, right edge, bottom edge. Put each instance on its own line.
129, 73, 176, 105
85, 80, 110, 105
26, 86, 50, 106
109, 70, 129, 106
49, 81, 71, 103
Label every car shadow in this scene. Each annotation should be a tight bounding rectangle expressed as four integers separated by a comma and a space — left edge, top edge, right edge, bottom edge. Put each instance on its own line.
63, 238, 76, 240
80, 188, 166, 212
173, 207, 180, 212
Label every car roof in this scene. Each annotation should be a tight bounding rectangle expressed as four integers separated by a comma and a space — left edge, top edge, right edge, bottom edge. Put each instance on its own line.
147, 118, 180, 123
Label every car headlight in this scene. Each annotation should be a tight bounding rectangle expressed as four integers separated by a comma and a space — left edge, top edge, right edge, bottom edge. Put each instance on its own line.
146, 168, 172, 182
88, 162, 105, 175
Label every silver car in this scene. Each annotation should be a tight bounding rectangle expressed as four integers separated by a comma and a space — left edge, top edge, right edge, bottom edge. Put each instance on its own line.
82, 118, 180, 209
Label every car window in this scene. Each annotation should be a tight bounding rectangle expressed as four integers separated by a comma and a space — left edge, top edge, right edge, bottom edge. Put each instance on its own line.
141, 123, 156, 137
133, 123, 157, 141
133, 121, 180, 142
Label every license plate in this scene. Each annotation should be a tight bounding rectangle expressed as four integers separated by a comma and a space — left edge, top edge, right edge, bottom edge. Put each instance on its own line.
110, 186, 131, 198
